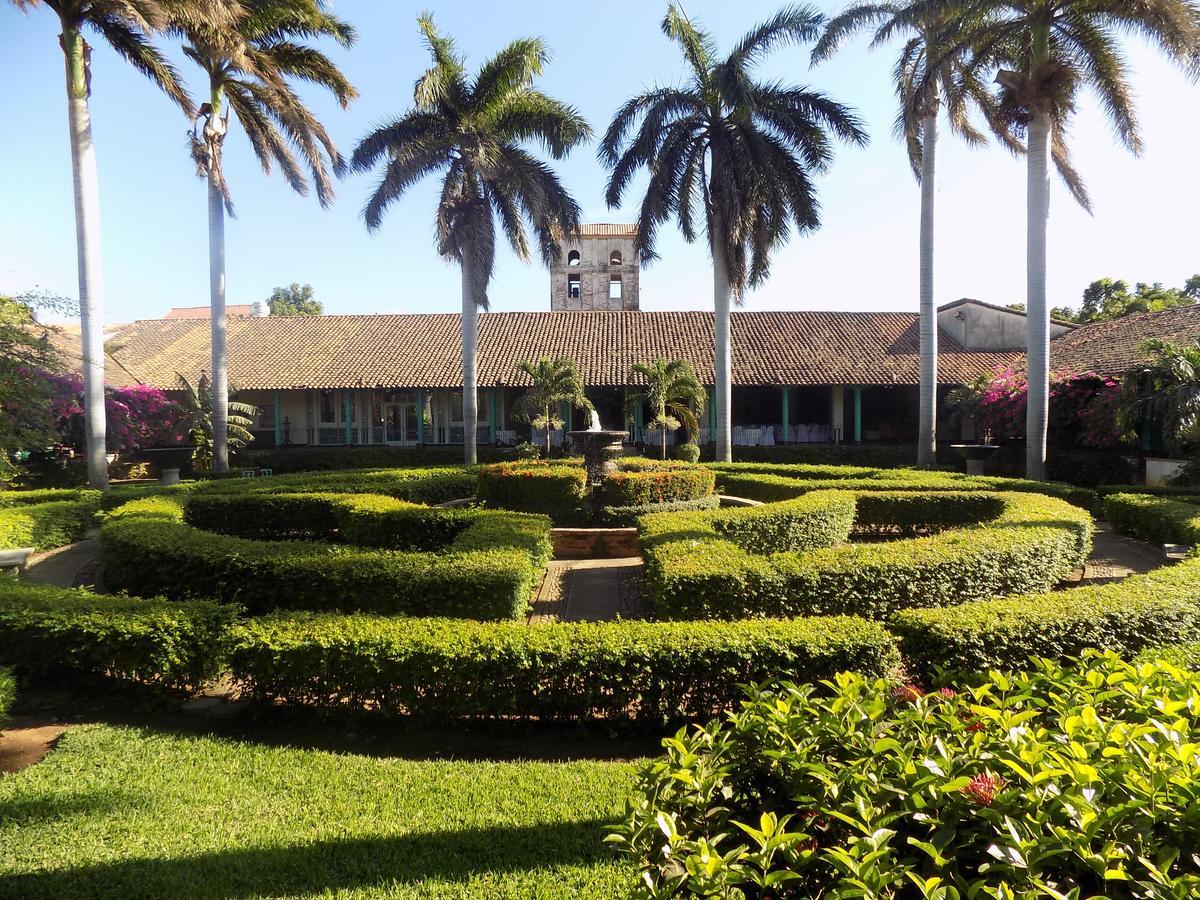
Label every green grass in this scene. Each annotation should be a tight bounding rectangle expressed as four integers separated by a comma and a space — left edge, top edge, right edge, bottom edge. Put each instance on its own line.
0, 725, 641, 899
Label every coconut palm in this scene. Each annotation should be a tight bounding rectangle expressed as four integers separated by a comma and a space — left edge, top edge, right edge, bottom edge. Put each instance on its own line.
11, 0, 234, 489
908, 0, 1200, 479
813, 3, 1015, 468
1119, 339, 1200, 457
511, 357, 593, 457
602, 4, 867, 463
174, 372, 259, 470
625, 358, 707, 459
352, 15, 590, 465
179, 0, 356, 472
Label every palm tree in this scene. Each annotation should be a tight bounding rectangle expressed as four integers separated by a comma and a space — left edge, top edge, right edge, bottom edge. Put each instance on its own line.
352, 15, 590, 465
11, 0, 233, 489
909, 0, 1200, 479
625, 359, 707, 459
813, 3, 1015, 468
511, 357, 593, 457
175, 373, 259, 470
1119, 339, 1200, 457
601, 4, 867, 464
179, 0, 356, 473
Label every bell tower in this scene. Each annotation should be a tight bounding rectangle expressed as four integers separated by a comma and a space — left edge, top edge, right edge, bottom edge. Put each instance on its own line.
550, 224, 640, 311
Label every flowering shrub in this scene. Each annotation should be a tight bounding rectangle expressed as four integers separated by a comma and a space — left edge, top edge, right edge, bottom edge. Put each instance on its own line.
962, 367, 1125, 449
610, 651, 1200, 898
42, 371, 187, 452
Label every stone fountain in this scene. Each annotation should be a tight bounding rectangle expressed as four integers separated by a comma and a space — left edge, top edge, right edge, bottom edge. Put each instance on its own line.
568, 408, 627, 486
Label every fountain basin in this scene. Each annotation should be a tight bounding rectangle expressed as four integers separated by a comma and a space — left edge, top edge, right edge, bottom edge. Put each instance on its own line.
950, 443, 999, 475
567, 430, 627, 485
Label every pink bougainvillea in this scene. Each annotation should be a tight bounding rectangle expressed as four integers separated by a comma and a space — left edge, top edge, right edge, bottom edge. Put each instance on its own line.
39, 371, 187, 451
969, 367, 1124, 450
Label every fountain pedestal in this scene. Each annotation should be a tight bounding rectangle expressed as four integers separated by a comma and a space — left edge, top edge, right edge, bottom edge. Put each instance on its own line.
567, 430, 627, 485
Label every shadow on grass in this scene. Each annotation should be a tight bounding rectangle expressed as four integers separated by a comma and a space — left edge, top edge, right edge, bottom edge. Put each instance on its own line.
0, 789, 129, 827
0, 817, 625, 899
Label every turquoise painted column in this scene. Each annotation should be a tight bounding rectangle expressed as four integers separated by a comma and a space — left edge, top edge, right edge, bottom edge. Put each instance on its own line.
488, 390, 497, 443
853, 386, 863, 443
273, 391, 282, 446
781, 387, 790, 444
416, 392, 425, 445
343, 392, 352, 445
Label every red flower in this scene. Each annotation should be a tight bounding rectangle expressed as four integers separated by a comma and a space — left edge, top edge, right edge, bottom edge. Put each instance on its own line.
961, 772, 1006, 806
937, 687, 956, 699
892, 683, 925, 704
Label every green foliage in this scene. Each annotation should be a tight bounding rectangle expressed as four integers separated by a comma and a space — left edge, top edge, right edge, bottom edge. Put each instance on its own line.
101, 494, 550, 620
0, 488, 97, 507
611, 653, 1200, 898
0, 666, 13, 724
0, 495, 99, 551
265, 283, 322, 316
1136, 641, 1200, 669
642, 491, 1092, 620
600, 460, 715, 508
626, 359, 706, 459
175, 373, 260, 470
599, 495, 720, 527
477, 460, 590, 521
511, 357, 593, 454
1103, 492, 1200, 545
726, 444, 924, 467
196, 466, 476, 504
1118, 338, 1200, 456
1078, 275, 1199, 323
0, 579, 235, 696
671, 442, 701, 463
892, 556, 1200, 675
236, 445, 507, 471
229, 613, 898, 724
0, 292, 70, 469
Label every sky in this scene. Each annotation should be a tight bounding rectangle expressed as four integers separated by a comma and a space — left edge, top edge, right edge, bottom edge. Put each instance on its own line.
2, 1, 1198, 326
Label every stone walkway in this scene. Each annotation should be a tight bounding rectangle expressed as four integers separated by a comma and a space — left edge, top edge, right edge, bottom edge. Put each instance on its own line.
1074, 522, 1165, 585
24, 529, 101, 589
529, 558, 646, 623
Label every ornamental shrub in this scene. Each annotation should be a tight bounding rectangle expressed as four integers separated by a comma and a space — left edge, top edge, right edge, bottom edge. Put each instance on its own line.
893, 556, 1200, 675
671, 442, 701, 463
600, 460, 715, 507
599, 494, 721, 526
0, 488, 97, 507
0, 666, 13, 724
0, 579, 235, 695
0, 495, 100, 551
1103, 492, 1200, 545
477, 460, 589, 520
610, 652, 1200, 898
228, 613, 899, 724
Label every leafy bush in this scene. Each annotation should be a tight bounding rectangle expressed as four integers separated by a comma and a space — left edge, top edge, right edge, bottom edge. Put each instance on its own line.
0, 666, 13, 724
196, 466, 477, 504
611, 653, 1200, 898
642, 491, 1092, 620
0, 579, 235, 695
601, 460, 715, 507
0, 495, 100, 551
1103, 492, 1200, 545
1136, 641, 1200, 668
671, 442, 701, 463
477, 460, 590, 521
599, 495, 721, 526
102, 495, 551, 619
893, 555, 1200, 675
723, 443, 920, 467
235, 445, 507, 472
229, 613, 899, 724
0, 488, 98, 507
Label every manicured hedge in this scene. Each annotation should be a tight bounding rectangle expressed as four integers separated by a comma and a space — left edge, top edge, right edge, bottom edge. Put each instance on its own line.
236, 445, 507, 472
102, 495, 551, 619
228, 612, 900, 723
0, 666, 13, 723
599, 460, 715, 507
642, 491, 1092, 620
719, 443, 920, 468
477, 460, 589, 520
598, 494, 720, 526
0, 496, 100, 551
892, 556, 1200, 676
1103, 492, 1200, 545
196, 466, 477, 504
1136, 641, 1200, 669
0, 488, 98, 507
0, 579, 235, 695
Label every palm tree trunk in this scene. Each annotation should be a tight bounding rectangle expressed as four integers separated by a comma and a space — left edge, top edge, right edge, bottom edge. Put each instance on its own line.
661, 427, 667, 460
62, 26, 108, 490
917, 111, 938, 469
711, 215, 733, 464
544, 405, 551, 456
208, 89, 229, 473
460, 237, 479, 465
1024, 27, 1052, 481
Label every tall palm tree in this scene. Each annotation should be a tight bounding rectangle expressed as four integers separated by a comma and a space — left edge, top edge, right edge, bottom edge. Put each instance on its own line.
910, 0, 1200, 479
11, 0, 233, 489
813, 3, 1014, 468
179, 0, 356, 472
512, 357, 593, 456
602, 4, 867, 464
353, 15, 590, 465
625, 358, 707, 459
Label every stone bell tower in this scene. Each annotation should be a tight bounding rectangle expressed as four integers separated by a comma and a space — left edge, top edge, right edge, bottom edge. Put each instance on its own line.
550, 224, 640, 311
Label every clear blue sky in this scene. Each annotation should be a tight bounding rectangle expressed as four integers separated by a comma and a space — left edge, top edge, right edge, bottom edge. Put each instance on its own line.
2, 1, 1198, 324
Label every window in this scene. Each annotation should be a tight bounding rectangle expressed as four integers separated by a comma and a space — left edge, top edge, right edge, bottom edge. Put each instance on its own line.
319, 390, 338, 423
568, 274, 581, 299
567, 249, 580, 267
609, 274, 622, 300
609, 250, 622, 266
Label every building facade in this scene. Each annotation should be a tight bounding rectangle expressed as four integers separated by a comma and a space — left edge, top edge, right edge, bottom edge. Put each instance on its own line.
550, 224, 640, 311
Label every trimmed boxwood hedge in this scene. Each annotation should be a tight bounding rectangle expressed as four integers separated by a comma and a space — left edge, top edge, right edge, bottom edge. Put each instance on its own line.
477, 460, 589, 519
0, 495, 100, 551
599, 460, 715, 507
599, 494, 721, 526
0, 579, 235, 695
227, 612, 900, 723
1103, 492, 1200, 545
101, 495, 552, 620
641, 490, 1092, 620
893, 556, 1200, 676
0, 488, 98, 507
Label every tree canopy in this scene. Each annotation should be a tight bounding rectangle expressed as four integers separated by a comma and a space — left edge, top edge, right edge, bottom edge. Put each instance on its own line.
266, 283, 322, 316
0, 292, 70, 467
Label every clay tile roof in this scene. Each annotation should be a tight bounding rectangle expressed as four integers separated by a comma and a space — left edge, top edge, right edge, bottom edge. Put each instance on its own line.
578, 224, 638, 238
164, 305, 255, 319
105, 310, 1018, 391
1051, 304, 1200, 375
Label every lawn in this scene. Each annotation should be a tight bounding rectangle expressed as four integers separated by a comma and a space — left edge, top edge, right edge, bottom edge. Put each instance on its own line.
0, 725, 641, 899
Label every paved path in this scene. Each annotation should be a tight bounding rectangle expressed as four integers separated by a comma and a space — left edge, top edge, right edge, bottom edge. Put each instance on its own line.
529, 558, 646, 623
24, 531, 101, 589
1076, 522, 1165, 585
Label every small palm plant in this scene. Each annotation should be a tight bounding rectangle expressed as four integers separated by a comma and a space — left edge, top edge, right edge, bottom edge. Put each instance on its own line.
352, 15, 590, 465
512, 357, 593, 457
625, 359, 707, 460
1118, 339, 1200, 458
175, 373, 259, 470
601, 4, 867, 464
179, 0, 357, 473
